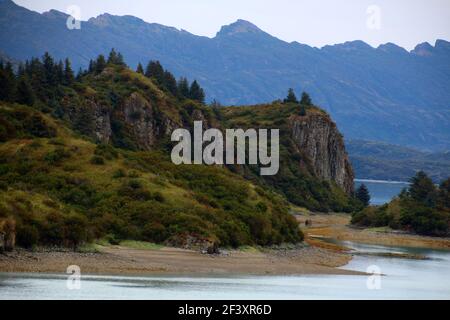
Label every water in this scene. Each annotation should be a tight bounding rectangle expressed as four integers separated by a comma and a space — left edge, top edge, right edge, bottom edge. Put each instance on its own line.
354, 179, 410, 205
1, 242, 449, 300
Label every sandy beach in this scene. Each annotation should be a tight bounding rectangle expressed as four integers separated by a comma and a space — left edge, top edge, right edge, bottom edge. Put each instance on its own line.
2, 213, 449, 276
0, 244, 356, 276
297, 214, 450, 250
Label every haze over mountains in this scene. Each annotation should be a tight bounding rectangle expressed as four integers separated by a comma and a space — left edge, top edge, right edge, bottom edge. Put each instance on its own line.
1, 0, 449, 151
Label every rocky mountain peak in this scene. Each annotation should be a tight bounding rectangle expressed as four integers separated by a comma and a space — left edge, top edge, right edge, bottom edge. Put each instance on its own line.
216, 19, 264, 37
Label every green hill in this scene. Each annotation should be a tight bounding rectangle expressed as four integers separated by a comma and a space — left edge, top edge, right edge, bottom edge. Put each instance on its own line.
0, 52, 358, 250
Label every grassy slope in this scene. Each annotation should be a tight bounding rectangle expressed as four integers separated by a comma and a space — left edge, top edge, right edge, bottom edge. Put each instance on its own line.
0, 102, 302, 248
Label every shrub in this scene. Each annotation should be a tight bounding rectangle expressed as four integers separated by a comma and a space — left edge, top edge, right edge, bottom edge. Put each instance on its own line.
90, 155, 105, 165
113, 169, 126, 179
153, 192, 165, 203
44, 147, 70, 165
16, 225, 39, 248
142, 222, 167, 243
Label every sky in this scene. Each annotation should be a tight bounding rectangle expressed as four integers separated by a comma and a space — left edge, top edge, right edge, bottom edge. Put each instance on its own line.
13, 0, 450, 50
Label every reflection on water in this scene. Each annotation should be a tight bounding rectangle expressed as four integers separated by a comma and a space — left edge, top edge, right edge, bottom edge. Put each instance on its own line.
354, 180, 410, 205
1, 241, 449, 300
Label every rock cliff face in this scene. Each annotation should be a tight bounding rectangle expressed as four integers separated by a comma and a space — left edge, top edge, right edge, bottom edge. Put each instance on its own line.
119, 92, 157, 150
290, 113, 354, 194
82, 92, 180, 150
83, 90, 354, 196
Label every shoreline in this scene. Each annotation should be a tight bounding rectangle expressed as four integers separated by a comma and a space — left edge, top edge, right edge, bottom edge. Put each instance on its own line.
354, 178, 410, 185
297, 214, 450, 250
0, 244, 359, 276
2, 213, 449, 277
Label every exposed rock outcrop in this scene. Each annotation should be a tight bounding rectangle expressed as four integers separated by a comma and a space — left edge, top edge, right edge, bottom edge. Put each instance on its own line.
290, 113, 354, 194
92, 102, 112, 144
119, 92, 157, 150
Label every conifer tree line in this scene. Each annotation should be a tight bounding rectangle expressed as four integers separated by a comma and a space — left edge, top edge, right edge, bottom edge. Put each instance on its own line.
0, 49, 206, 106
283, 88, 312, 116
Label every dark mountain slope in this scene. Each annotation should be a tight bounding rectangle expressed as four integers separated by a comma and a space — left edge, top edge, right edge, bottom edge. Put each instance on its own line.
1, 0, 449, 151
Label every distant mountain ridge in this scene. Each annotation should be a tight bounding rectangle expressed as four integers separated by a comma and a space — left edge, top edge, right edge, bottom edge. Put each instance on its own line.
1, 0, 449, 150
348, 140, 450, 183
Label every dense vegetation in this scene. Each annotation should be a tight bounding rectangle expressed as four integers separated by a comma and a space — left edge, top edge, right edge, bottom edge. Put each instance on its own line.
221, 99, 360, 213
352, 172, 450, 236
0, 102, 302, 249
0, 50, 366, 250
0, 51, 306, 249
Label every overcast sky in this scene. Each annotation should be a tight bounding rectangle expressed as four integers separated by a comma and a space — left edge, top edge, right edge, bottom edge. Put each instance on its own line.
13, 0, 450, 50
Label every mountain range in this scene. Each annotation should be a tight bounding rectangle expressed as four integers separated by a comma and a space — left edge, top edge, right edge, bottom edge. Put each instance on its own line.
1, 0, 449, 151
347, 140, 450, 183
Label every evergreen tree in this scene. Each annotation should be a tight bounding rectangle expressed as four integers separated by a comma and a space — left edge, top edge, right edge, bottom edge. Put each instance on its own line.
15, 76, 35, 106
95, 55, 106, 74
107, 48, 125, 65
64, 58, 75, 85
437, 178, 450, 209
145, 60, 165, 84
136, 63, 144, 74
409, 171, 437, 206
117, 52, 125, 66
56, 60, 64, 84
189, 80, 205, 103
356, 184, 371, 207
177, 77, 190, 99
0, 61, 16, 102
299, 105, 306, 116
284, 88, 298, 103
17, 63, 26, 77
163, 70, 178, 96
28, 58, 45, 100
76, 67, 84, 81
42, 52, 56, 86
300, 91, 312, 105
88, 59, 95, 73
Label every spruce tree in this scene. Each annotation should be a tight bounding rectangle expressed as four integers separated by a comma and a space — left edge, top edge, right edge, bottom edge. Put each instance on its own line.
88, 59, 95, 73
136, 63, 144, 74
56, 60, 64, 84
145, 60, 165, 84
300, 91, 312, 105
28, 58, 45, 100
64, 58, 75, 85
356, 184, 371, 207
42, 52, 57, 87
95, 55, 106, 74
16, 76, 35, 106
189, 80, 205, 103
107, 48, 119, 65
107, 49, 126, 66
284, 88, 298, 103
409, 171, 437, 206
163, 70, 178, 96
0, 62, 16, 102
177, 77, 190, 99
117, 52, 125, 66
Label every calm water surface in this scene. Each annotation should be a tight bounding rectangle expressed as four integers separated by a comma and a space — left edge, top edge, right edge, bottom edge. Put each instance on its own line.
1, 241, 449, 300
1, 181, 448, 300
354, 179, 409, 205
